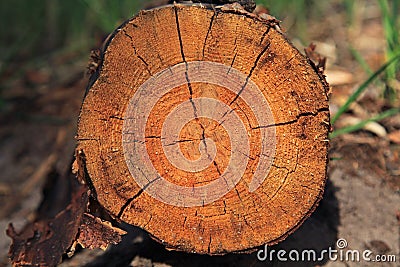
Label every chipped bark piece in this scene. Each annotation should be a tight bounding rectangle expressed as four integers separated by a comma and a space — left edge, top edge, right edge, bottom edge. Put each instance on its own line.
305, 43, 327, 74
87, 49, 102, 76
77, 4, 330, 254
77, 213, 127, 250
7, 166, 126, 266
7, 181, 88, 267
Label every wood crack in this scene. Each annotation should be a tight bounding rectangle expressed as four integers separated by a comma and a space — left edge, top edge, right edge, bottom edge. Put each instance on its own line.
227, 23, 240, 74
207, 236, 212, 254
229, 26, 271, 106
164, 139, 199, 146
268, 148, 299, 201
202, 11, 218, 59
216, 26, 272, 124
213, 161, 222, 175
117, 176, 161, 218
252, 107, 330, 130
122, 29, 152, 75
229, 34, 271, 106
175, 6, 214, 163
227, 51, 238, 74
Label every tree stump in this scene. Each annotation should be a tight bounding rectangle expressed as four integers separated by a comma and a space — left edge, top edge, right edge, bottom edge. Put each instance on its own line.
77, 3, 330, 254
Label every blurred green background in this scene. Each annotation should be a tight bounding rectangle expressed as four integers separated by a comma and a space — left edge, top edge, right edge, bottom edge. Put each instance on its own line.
0, 0, 337, 75
1, 0, 398, 72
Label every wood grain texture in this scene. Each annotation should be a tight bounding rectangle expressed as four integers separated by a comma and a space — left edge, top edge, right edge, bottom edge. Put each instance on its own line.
77, 4, 330, 254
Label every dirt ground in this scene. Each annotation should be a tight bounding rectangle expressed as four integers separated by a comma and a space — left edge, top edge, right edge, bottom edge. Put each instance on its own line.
0, 2, 399, 267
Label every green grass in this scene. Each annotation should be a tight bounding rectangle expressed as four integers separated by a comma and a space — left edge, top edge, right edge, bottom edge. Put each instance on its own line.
330, 108, 400, 138
343, 0, 355, 25
331, 53, 400, 125
378, 0, 400, 102
330, 54, 400, 138
349, 46, 374, 75
0, 0, 143, 108
348, 1, 400, 90
0, 0, 142, 76
331, 0, 400, 138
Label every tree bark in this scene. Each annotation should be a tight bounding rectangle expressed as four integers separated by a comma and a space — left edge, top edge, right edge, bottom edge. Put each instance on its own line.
77, 3, 330, 254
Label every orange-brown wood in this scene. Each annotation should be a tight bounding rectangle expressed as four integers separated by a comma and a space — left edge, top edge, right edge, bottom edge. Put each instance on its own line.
77, 3, 330, 254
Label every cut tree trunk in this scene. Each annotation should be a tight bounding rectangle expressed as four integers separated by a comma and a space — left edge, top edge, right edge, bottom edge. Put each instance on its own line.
76, 3, 330, 254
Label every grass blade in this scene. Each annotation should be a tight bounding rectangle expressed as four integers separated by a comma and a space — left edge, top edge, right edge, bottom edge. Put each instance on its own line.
349, 46, 373, 75
331, 54, 400, 125
330, 108, 400, 138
